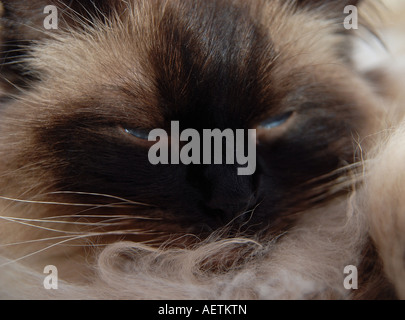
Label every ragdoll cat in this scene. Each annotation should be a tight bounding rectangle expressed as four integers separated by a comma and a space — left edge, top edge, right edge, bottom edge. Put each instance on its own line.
0, 0, 403, 299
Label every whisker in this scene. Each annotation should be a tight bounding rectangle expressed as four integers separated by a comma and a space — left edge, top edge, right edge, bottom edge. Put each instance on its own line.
302, 161, 365, 186
0, 195, 140, 208
304, 174, 362, 205
224, 200, 264, 230
0, 60, 29, 67
0, 234, 90, 248
0, 228, 164, 248
0, 229, 164, 268
0, 235, 90, 268
0, 216, 127, 227
42, 214, 162, 221
47, 191, 156, 207
1, 77, 26, 94
0, 215, 91, 235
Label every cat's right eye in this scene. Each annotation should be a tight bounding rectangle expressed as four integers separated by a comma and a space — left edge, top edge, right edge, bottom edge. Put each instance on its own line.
124, 128, 151, 141
258, 111, 294, 130
256, 111, 296, 142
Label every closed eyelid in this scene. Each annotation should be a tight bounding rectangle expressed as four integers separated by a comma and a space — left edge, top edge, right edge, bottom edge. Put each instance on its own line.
125, 128, 151, 140
258, 111, 294, 130
256, 111, 296, 142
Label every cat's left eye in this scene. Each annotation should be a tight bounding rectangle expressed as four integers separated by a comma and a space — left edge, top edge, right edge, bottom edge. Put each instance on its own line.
125, 128, 151, 140
258, 111, 294, 130
256, 111, 295, 142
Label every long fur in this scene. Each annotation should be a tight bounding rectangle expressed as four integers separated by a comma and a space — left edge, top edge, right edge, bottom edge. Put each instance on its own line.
0, 0, 405, 300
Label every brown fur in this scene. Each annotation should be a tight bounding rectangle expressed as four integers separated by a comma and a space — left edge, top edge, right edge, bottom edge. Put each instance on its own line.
0, 0, 404, 300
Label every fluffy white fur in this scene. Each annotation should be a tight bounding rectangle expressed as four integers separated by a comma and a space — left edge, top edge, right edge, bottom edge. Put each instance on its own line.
0, 1, 405, 300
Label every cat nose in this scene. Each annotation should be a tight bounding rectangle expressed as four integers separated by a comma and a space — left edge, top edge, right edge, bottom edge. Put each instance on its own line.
205, 196, 254, 223
202, 165, 257, 223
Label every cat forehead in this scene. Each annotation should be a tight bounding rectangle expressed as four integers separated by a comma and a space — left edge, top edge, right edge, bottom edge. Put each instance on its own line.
138, 0, 275, 125
31, 0, 348, 125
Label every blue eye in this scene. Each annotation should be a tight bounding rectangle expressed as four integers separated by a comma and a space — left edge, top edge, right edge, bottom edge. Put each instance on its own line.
125, 128, 151, 140
259, 111, 293, 129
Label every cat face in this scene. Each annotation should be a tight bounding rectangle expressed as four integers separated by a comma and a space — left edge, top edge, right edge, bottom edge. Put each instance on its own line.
0, 0, 379, 240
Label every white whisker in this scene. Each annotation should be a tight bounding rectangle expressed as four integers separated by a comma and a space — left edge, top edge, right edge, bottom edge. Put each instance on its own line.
0, 229, 163, 268
47, 191, 156, 207
0, 195, 140, 208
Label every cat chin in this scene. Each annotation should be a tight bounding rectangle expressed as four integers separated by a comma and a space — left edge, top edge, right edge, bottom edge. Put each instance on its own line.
1, 0, 405, 300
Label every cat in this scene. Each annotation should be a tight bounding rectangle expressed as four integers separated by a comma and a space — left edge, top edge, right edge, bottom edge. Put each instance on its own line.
0, 0, 403, 299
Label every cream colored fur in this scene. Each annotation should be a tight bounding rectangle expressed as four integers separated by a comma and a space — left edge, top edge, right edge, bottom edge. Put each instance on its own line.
0, 1, 405, 300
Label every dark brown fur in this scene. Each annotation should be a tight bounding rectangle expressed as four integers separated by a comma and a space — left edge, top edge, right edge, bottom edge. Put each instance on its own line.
0, 0, 396, 299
